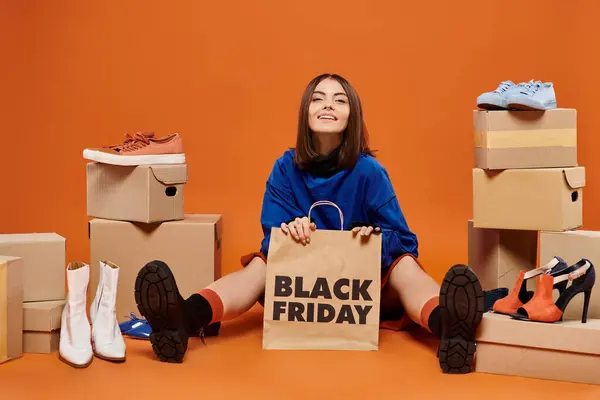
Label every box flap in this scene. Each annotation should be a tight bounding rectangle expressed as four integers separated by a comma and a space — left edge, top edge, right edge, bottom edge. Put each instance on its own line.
477, 313, 600, 355
149, 165, 188, 185
564, 167, 586, 189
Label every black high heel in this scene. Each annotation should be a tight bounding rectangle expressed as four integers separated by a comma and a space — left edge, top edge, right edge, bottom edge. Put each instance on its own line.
510, 259, 595, 323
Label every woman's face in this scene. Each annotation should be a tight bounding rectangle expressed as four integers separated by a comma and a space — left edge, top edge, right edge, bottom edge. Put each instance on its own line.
308, 78, 350, 135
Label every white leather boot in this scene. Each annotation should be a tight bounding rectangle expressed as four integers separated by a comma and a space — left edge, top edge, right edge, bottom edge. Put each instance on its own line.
90, 260, 126, 362
59, 262, 93, 368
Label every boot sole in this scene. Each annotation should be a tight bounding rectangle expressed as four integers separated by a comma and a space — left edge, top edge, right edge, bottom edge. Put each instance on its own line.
134, 260, 189, 363
92, 345, 127, 363
438, 264, 484, 374
59, 353, 93, 369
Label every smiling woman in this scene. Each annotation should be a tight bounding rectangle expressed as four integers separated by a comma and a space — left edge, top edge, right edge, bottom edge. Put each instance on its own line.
295, 74, 374, 170
133, 72, 502, 374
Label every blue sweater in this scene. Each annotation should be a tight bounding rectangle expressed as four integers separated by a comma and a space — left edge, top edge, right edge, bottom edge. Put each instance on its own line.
258, 149, 419, 271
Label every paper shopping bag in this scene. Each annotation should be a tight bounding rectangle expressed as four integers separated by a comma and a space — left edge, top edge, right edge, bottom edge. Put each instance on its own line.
262, 201, 382, 351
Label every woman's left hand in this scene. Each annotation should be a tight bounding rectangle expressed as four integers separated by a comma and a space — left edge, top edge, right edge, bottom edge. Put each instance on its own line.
351, 225, 381, 237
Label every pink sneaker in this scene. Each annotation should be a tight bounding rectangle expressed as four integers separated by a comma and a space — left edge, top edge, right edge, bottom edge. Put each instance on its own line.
83, 132, 185, 166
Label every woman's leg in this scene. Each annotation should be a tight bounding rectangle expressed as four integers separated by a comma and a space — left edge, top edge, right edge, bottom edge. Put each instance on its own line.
387, 255, 441, 335
134, 255, 266, 363
203, 255, 266, 320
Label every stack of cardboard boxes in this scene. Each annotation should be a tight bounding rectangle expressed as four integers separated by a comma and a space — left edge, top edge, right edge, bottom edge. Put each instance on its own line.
468, 108, 600, 385
86, 161, 223, 323
0, 233, 67, 363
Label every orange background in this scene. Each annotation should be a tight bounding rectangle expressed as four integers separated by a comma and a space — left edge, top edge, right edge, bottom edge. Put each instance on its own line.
1, 1, 599, 284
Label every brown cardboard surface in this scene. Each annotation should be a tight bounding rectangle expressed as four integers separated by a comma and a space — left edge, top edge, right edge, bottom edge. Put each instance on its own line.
472, 167, 584, 231
0, 233, 66, 302
467, 220, 537, 291
0, 256, 24, 364
23, 331, 60, 354
89, 214, 222, 322
23, 300, 65, 332
540, 230, 600, 321
473, 108, 577, 170
86, 162, 187, 223
475, 313, 600, 385
474, 146, 577, 170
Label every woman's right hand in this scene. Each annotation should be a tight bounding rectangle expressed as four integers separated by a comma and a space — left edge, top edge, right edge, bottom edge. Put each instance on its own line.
281, 216, 316, 245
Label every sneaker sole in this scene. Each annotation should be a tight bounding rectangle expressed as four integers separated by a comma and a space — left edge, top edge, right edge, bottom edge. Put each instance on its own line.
83, 149, 186, 166
438, 264, 484, 374
134, 260, 188, 363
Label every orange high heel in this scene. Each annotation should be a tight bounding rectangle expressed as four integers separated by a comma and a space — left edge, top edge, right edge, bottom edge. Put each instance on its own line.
493, 256, 568, 315
511, 259, 595, 323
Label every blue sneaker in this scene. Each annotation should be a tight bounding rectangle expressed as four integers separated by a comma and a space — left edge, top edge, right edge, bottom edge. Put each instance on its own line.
119, 312, 147, 333
124, 320, 152, 340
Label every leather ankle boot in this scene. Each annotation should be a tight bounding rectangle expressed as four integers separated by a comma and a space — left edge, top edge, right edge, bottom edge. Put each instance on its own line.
90, 261, 126, 362
59, 262, 93, 368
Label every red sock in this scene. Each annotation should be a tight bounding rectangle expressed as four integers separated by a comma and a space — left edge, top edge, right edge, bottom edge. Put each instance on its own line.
198, 288, 224, 324
420, 296, 441, 335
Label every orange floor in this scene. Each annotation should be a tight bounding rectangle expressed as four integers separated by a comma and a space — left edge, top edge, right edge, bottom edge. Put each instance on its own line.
2, 306, 599, 399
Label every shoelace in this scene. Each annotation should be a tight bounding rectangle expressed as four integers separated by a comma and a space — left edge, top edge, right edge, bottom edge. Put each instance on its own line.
519, 80, 542, 95
123, 312, 145, 322
119, 132, 153, 152
493, 80, 515, 93
109, 132, 155, 151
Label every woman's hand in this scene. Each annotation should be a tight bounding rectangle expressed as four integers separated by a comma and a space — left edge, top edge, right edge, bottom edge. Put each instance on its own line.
281, 217, 316, 245
351, 225, 381, 237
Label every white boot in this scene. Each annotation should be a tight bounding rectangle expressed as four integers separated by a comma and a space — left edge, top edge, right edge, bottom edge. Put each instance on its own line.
90, 261, 126, 362
59, 262, 93, 368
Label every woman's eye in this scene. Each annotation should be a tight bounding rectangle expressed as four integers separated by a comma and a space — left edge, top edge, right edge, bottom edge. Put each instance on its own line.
312, 97, 322, 102
336, 99, 346, 103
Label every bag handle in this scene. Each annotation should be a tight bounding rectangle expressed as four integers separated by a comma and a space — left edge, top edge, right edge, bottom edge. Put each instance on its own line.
307, 200, 344, 231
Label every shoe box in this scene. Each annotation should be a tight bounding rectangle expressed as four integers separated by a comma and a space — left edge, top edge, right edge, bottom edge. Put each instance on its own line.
0, 256, 24, 364
474, 108, 577, 170
475, 313, 600, 385
22, 300, 65, 354
86, 162, 188, 223
467, 220, 537, 291
0, 233, 66, 302
540, 230, 600, 320
89, 214, 222, 322
472, 166, 585, 231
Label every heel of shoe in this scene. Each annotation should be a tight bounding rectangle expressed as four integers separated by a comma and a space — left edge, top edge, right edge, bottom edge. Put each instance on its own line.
150, 329, 188, 363
439, 338, 476, 374
582, 290, 592, 323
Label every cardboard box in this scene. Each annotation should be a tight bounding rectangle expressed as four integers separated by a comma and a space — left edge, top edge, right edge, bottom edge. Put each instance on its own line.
89, 214, 223, 322
540, 230, 600, 321
0, 256, 24, 364
475, 313, 600, 385
23, 300, 65, 331
467, 220, 537, 291
0, 233, 66, 302
23, 331, 60, 354
21, 300, 65, 354
474, 108, 577, 170
86, 162, 187, 223
473, 167, 585, 231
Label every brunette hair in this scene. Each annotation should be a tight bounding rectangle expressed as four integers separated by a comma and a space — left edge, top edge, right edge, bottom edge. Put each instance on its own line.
293, 73, 374, 169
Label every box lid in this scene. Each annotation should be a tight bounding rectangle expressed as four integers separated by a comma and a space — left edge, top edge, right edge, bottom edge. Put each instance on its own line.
477, 313, 600, 355
89, 214, 223, 239
564, 167, 586, 189
0, 233, 65, 245
149, 165, 188, 185
0, 256, 22, 264
23, 300, 65, 331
